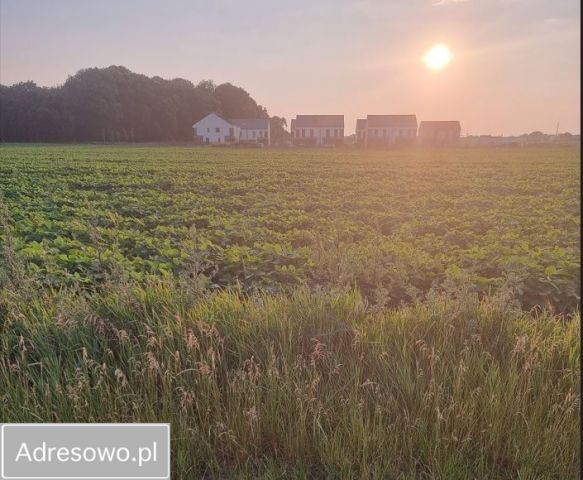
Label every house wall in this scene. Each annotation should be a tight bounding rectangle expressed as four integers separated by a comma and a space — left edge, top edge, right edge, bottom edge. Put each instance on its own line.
365, 127, 417, 146
291, 127, 344, 146
419, 128, 460, 145
239, 127, 270, 145
192, 113, 240, 144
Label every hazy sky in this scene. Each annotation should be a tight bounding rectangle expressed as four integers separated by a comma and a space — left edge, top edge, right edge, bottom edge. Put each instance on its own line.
1, 0, 580, 135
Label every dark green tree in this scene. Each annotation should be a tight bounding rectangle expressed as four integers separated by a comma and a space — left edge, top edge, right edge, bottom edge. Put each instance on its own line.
269, 116, 290, 145
0, 66, 271, 142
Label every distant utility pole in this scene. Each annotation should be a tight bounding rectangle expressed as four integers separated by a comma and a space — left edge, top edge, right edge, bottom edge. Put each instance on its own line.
555, 122, 560, 136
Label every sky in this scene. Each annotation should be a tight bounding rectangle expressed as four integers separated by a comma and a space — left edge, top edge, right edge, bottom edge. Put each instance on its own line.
0, 0, 580, 135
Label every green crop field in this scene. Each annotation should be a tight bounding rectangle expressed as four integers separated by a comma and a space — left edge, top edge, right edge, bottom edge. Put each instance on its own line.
0, 145, 580, 478
0, 145, 579, 310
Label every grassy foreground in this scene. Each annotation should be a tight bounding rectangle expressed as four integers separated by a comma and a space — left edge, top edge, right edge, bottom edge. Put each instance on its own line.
1, 278, 579, 479
0, 145, 579, 478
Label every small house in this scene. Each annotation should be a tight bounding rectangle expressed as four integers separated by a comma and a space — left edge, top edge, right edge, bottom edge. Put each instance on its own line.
418, 121, 461, 146
360, 115, 418, 147
230, 118, 270, 145
290, 115, 344, 146
192, 113, 270, 145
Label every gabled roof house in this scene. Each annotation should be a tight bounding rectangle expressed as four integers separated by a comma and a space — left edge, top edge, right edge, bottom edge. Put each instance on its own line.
357, 115, 418, 147
230, 118, 270, 144
418, 121, 461, 146
192, 113, 270, 145
290, 115, 344, 146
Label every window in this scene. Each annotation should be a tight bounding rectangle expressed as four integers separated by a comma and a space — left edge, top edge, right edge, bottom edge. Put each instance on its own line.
252, 131, 256, 138
193, 128, 197, 136
207, 128, 210, 133
326, 129, 330, 137
309, 129, 314, 137
229, 127, 234, 137
301, 129, 305, 138
215, 127, 220, 133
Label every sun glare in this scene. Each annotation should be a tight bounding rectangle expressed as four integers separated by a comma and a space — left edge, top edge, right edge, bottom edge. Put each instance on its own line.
423, 44, 453, 71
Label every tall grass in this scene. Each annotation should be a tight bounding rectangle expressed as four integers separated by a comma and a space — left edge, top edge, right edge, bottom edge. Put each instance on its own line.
0, 277, 579, 479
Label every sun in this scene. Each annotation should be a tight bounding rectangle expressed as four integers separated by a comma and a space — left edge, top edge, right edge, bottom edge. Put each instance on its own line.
423, 44, 453, 71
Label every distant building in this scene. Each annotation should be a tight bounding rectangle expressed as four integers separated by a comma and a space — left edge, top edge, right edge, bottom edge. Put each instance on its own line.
355, 119, 366, 146
192, 113, 238, 145
230, 118, 270, 145
192, 113, 270, 145
290, 115, 344, 146
460, 135, 513, 147
418, 121, 461, 146
344, 133, 357, 145
357, 115, 418, 147
460, 131, 580, 148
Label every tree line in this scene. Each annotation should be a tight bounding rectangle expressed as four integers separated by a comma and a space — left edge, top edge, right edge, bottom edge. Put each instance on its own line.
0, 65, 289, 144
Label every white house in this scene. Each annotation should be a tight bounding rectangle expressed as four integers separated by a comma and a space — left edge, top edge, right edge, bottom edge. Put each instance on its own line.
192, 113, 239, 144
358, 115, 418, 147
290, 115, 344, 146
192, 113, 270, 145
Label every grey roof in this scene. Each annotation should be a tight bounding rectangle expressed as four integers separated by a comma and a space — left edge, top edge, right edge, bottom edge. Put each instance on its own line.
292, 115, 344, 128
366, 115, 417, 128
355, 119, 367, 130
192, 112, 231, 128
419, 121, 461, 130
230, 118, 269, 129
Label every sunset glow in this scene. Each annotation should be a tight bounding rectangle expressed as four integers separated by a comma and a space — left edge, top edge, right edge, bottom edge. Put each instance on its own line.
423, 44, 453, 71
